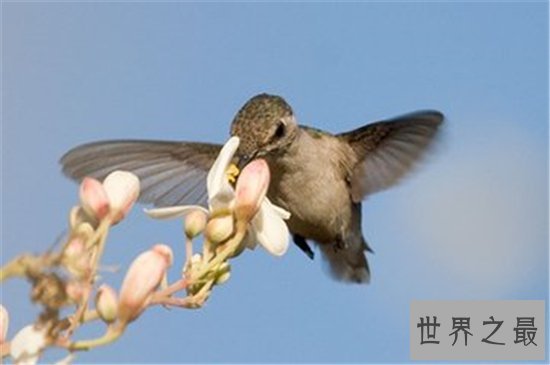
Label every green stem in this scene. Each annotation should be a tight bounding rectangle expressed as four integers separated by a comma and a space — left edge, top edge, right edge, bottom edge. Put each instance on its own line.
69, 323, 125, 351
89, 216, 113, 271
202, 239, 214, 262
83, 309, 99, 323
193, 278, 214, 305
151, 278, 189, 301
150, 278, 214, 309
67, 216, 112, 336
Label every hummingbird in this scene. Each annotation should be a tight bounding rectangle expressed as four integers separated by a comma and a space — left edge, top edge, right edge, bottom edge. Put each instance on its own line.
61, 93, 443, 283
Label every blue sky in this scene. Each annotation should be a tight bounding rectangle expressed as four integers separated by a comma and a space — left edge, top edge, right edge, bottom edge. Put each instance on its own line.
1, 2, 548, 363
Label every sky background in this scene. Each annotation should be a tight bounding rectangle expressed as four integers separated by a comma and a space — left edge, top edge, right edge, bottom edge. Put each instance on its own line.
1, 2, 548, 364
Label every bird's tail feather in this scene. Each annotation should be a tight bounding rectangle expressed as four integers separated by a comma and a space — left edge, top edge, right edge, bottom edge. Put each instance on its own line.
320, 235, 370, 284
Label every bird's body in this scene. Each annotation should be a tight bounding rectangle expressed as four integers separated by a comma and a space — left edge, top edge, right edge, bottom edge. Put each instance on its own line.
262, 126, 372, 282
61, 93, 443, 283
267, 127, 354, 243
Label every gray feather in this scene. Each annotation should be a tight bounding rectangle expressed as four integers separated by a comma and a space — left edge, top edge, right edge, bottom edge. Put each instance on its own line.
60, 140, 221, 207
339, 110, 443, 202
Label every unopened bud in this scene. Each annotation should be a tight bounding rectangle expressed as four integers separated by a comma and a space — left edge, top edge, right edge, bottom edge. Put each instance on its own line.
205, 215, 234, 244
118, 244, 173, 323
95, 285, 118, 324
80, 177, 110, 220
0, 305, 8, 343
234, 159, 270, 222
69, 206, 93, 229
184, 210, 208, 239
152, 243, 174, 266
102, 171, 140, 224
214, 263, 231, 286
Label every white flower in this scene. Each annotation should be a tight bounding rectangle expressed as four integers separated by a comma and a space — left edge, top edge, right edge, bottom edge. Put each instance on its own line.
10, 324, 47, 365
146, 136, 290, 256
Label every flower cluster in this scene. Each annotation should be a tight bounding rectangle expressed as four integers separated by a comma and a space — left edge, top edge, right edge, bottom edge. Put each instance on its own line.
147, 136, 290, 283
0, 137, 290, 364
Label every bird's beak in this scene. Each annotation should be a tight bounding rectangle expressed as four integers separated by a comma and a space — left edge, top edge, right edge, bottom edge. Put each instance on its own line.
237, 150, 260, 170
237, 154, 251, 170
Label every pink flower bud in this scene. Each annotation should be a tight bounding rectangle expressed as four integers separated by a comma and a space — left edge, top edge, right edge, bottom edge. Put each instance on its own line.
102, 171, 140, 223
79, 177, 110, 220
0, 305, 8, 343
184, 210, 208, 239
118, 244, 173, 323
205, 215, 234, 243
95, 285, 118, 324
152, 243, 174, 266
234, 159, 270, 222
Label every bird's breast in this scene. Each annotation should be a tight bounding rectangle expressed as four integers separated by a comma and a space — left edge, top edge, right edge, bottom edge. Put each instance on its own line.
266, 148, 353, 244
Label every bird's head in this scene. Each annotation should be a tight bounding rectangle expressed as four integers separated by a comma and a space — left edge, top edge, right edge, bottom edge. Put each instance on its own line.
230, 93, 299, 168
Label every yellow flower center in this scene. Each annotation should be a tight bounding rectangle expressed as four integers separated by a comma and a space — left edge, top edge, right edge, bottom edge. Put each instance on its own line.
226, 163, 240, 184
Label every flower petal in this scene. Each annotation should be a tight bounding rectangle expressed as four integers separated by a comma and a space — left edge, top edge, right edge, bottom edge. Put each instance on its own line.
250, 200, 290, 256
263, 197, 291, 220
206, 136, 239, 200
145, 205, 208, 220
209, 189, 235, 212
234, 159, 270, 222
79, 177, 110, 220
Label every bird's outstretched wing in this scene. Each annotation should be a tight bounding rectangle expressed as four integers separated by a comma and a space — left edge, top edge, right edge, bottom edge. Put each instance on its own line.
338, 111, 444, 202
60, 140, 222, 207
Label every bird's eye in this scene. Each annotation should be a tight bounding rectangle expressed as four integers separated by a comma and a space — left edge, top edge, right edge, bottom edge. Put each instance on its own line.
274, 121, 286, 139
